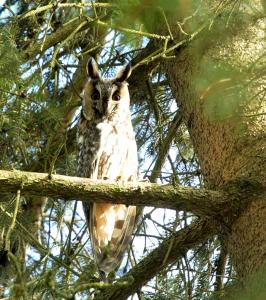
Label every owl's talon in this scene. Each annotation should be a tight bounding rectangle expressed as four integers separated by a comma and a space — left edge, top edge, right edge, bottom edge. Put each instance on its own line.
115, 176, 122, 182
116, 178, 127, 187
138, 176, 150, 183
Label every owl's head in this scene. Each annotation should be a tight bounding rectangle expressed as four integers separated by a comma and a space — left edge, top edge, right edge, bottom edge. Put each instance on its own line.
82, 58, 132, 120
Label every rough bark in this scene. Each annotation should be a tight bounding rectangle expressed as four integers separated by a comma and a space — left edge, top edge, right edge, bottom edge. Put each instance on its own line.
162, 12, 266, 285
0, 170, 240, 217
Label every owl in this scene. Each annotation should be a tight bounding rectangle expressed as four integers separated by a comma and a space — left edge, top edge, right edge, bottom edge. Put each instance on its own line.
77, 58, 138, 277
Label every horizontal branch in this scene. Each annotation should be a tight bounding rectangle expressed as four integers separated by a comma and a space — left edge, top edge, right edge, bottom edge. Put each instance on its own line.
0, 170, 229, 217
95, 218, 220, 300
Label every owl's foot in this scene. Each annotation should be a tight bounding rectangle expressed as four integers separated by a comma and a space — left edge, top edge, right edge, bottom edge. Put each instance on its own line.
99, 270, 115, 283
115, 176, 122, 182
115, 176, 129, 188
138, 176, 150, 183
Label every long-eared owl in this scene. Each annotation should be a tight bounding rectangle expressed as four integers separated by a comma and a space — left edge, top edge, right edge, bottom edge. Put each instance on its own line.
77, 58, 138, 276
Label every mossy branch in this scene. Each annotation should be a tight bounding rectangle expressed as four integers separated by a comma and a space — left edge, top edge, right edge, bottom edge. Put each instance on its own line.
0, 170, 256, 218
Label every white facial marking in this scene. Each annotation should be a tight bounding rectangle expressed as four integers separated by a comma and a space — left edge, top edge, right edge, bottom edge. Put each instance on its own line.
111, 85, 118, 97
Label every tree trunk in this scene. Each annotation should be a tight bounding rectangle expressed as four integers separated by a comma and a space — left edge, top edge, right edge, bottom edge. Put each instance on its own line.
163, 22, 266, 285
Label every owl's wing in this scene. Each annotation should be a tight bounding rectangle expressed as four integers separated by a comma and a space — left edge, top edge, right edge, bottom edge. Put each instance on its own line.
88, 203, 136, 275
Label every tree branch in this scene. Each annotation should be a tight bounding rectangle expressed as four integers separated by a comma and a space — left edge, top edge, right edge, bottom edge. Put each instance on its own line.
0, 170, 233, 217
23, 16, 92, 61
18, 2, 113, 20
94, 218, 220, 300
150, 110, 183, 182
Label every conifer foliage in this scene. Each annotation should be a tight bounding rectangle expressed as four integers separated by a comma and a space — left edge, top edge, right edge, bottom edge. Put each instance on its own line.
0, 1, 265, 299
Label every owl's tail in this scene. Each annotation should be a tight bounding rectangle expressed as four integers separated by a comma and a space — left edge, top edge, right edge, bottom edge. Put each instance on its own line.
89, 203, 136, 277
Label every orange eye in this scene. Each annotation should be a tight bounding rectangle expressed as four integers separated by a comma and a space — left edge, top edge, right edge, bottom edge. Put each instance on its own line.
91, 91, 100, 100
112, 92, 121, 101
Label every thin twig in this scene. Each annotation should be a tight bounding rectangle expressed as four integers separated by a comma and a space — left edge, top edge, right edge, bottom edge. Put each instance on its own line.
5, 189, 21, 251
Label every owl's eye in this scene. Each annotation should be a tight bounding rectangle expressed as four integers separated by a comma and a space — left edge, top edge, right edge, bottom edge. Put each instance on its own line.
91, 91, 100, 100
112, 92, 121, 101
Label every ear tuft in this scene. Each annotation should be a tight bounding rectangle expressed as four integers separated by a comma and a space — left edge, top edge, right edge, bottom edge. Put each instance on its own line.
87, 57, 100, 80
116, 63, 132, 82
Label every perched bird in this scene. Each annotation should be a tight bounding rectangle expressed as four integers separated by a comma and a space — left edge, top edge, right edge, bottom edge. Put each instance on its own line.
77, 57, 138, 278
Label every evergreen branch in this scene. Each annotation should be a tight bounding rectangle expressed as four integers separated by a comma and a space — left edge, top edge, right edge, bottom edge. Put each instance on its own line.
22, 14, 169, 64
0, 170, 258, 217
0, 87, 28, 99
18, 2, 114, 20
23, 16, 93, 61
18, 3, 170, 42
132, 22, 208, 70
0, 206, 80, 277
50, 20, 88, 69
96, 19, 171, 40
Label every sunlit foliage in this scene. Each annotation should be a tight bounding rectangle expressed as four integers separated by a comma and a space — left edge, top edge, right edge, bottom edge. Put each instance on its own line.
0, 0, 264, 299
